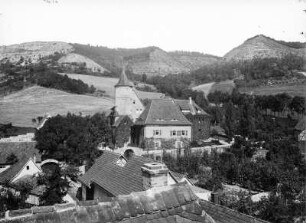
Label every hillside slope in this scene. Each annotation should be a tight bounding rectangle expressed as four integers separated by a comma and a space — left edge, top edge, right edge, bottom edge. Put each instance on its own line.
72, 44, 219, 76
58, 53, 109, 73
224, 35, 305, 60
0, 41, 73, 63
59, 73, 118, 98
169, 51, 221, 70
0, 86, 114, 127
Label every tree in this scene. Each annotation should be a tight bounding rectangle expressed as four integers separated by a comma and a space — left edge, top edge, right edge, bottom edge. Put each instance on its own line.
38, 166, 70, 205
35, 113, 112, 166
6, 153, 18, 164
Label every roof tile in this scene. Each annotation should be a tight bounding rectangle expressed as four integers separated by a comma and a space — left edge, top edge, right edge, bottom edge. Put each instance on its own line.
135, 99, 192, 126
161, 190, 180, 209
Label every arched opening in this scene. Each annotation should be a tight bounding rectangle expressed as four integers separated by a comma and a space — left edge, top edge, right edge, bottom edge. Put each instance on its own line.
124, 149, 135, 160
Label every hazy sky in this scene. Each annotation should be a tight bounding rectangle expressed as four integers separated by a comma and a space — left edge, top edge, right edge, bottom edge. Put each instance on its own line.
0, 0, 305, 56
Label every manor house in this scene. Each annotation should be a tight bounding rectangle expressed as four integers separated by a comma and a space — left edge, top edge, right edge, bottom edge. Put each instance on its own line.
111, 68, 210, 151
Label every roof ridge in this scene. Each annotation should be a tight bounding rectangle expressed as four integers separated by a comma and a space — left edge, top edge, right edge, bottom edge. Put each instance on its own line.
144, 99, 153, 124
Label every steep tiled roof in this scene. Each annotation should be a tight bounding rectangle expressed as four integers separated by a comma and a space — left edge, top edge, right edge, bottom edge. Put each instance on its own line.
78, 151, 155, 196
0, 142, 41, 164
115, 67, 133, 87
135, 99, 192, 126
174, 99, 209, 116
0, 156, 32, 184
0, 184, 217, 223
135, 90, 165, 100
200, 200, 269, 223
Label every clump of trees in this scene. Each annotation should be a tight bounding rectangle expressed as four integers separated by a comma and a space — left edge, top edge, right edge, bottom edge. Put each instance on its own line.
35, 113, 112, 166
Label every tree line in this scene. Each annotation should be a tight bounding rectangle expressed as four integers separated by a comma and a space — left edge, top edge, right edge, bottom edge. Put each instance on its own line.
0, 60, 96, 96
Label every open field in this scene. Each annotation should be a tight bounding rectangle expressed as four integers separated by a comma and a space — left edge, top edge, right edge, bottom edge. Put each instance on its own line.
0, 86, 114, 127
192, 82, 215, 97
192, 80, 235, 96
59, 73, 118, 98
239, 83, 306, 97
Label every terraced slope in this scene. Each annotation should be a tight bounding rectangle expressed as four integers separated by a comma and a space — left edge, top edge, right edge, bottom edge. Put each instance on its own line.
0, 86, 114, 127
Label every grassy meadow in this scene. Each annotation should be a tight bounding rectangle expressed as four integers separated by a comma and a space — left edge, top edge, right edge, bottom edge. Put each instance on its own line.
0, 86, 114, 127
59, 73, 118, 98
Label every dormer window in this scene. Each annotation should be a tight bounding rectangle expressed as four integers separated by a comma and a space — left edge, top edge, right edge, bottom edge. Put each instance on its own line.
116, 156, 127, 167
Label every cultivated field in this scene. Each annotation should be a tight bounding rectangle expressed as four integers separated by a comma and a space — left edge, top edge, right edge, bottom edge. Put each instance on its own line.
0, 86, 114, 127
239, 83, 306, 97
59, 73, 118, 98
192, 80, 235, 96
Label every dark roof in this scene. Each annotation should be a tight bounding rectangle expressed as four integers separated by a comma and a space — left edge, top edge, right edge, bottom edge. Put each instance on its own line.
0, 142, 41, 164
135, 99, 192, 126
0, 156, 32, 184
174, 99, 210, 116
115, 67, 133, 87
78, 150, 155, 196
135, 90, 165, 100
0, 184, 217, 223
295, 116, 306, 131
200, 200, 269, 223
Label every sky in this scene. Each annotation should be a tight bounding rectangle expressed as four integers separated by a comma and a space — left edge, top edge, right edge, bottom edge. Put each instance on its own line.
0, 0, 305, 56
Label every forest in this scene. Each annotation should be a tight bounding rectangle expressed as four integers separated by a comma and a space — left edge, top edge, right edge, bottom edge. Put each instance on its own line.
163, 90, 305, 223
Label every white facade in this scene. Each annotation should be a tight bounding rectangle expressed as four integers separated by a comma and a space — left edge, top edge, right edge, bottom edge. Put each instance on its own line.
115, 86, 144, 121
11, 159, 42, 183
144, 125, 192, 139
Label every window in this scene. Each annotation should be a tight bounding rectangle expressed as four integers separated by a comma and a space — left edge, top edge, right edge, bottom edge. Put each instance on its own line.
26, 166, 29, 170
177, 131, 182, 136
153, 130, 161, 136
171, 130, 176, 136
154, 141, 161, 148
133, 100, 135, 104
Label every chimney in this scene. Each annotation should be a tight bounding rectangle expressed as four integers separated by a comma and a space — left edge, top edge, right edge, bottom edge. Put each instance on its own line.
189, 97, 192, 105
141, 163, 169, 190
211, 191, 219, 204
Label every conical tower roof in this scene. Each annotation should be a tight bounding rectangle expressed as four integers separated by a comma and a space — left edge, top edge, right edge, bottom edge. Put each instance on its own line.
115, 66, 133, 87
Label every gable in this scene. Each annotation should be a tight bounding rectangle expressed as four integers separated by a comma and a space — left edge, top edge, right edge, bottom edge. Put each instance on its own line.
135, 99, 192, 126
11, 159, 41, 183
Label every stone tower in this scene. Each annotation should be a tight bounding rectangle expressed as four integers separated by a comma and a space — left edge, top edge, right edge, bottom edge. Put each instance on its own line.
115, 67, 144, 121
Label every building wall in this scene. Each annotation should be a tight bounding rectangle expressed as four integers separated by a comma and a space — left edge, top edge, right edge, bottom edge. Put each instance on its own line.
115, 86, 144, 121
11, 159, 41, 183
144, 125, 192, 139
185, 114, 210, 141
93, 183, 114, 201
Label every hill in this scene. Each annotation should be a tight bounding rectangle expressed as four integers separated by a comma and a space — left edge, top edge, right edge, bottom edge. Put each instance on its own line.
58, 53, 109, 73
70, 44, 220, 76
0, 41, 73, 63
169, 51, 221, 70
224, 35, 305, 60
0, 86, 114, 127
